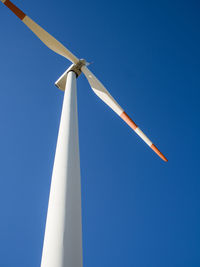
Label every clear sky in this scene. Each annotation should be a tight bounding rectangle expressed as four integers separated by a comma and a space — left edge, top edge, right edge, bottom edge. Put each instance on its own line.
0, 0, 199, 266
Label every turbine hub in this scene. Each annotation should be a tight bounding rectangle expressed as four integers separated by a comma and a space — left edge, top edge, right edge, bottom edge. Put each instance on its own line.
55, 59, 86, 91
69, 59, 86, 77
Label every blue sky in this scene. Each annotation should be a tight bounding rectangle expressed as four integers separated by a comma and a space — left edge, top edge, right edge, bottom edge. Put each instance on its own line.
0, 0, 200, 266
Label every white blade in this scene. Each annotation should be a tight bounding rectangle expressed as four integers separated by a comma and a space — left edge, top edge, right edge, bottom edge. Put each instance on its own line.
23, 17, 79, 63
81, 66, 168, 162
1, 0, 79, 64
81, 66, 124, 116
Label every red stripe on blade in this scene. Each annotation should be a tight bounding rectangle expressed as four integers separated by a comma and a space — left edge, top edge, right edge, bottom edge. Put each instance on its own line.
151, 144, 168, 162
4, 0, 26, 20
120, 111, 137, 131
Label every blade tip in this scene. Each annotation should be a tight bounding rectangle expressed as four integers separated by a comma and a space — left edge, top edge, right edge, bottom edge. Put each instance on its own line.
163, 157, 168, 162
151, 144, 168, 162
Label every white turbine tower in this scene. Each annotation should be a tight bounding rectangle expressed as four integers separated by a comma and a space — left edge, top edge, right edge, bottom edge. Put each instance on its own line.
41, 70, 83, 267
1, 1, 168, 267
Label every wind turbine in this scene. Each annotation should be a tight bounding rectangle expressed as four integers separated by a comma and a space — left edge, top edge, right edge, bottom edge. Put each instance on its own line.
1, 1, 168, 267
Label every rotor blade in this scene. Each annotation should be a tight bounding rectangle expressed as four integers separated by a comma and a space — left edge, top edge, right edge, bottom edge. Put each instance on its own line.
1, 0, 79, 64
81, 66, 168, 162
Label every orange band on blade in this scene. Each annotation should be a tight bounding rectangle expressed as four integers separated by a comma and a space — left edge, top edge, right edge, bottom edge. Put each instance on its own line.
151, 144, 168, 162
4, 0, 26, 20
120, 111, 137, 131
